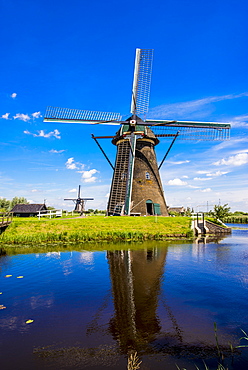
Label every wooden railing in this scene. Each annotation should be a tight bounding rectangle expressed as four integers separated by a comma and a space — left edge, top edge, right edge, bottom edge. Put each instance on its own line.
0, 212, 13, 228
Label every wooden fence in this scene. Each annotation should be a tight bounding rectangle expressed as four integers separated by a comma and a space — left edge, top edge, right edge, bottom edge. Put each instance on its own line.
0, 212, 13, 228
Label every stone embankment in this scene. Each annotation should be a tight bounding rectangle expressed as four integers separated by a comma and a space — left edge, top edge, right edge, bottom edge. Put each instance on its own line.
205, 220, 232, 234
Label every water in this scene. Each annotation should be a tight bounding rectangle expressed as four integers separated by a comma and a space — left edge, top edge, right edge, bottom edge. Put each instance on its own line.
0, 225, 248, 369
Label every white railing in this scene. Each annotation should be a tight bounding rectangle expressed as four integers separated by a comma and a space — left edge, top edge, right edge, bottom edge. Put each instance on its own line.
191, 212, 203, 220
38, 209, 62, 220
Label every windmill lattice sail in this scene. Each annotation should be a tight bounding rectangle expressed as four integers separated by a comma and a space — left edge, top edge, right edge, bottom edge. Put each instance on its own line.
44, 106, 122, 124
147, 121, 230, 141
131, 49, 153, 116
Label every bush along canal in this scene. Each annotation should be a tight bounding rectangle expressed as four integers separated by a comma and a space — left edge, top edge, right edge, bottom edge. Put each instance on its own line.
0, 222, 248, 369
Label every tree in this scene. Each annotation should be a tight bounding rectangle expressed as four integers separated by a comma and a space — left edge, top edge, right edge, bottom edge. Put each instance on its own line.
0, 198, 10, 211
185, 207, 192, 216
10, 197, 29, 209
209, 204, 231, 221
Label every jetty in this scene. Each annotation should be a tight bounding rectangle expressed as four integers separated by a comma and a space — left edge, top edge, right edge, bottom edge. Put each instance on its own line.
0, 212, 13, 230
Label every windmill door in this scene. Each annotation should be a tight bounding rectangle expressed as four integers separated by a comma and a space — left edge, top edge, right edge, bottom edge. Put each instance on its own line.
146, 200, 161, 215
153, 203, 161, 215
146, 200, 153, 215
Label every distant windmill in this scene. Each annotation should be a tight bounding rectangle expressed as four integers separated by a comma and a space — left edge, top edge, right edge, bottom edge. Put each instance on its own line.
44, 48, 230, 217
64, 185, 93, 215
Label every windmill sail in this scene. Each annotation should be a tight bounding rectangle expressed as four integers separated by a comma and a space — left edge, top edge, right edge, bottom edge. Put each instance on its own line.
44, 106, 122, 125
145, 120, 230, 141
131, 49, 153, 116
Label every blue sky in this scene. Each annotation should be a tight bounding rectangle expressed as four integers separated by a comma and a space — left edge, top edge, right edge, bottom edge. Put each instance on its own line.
1, 0, 248, 212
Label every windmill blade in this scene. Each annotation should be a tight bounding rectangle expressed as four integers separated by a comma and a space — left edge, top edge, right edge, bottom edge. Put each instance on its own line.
145, 119, 230, 128
131, 49, 153, 116
44, 106, 123, 125
144, 119, 231, 141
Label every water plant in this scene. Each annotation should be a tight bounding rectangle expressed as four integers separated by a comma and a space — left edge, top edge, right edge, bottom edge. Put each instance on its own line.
236, 329, 248, 349
127, 351, 142, 370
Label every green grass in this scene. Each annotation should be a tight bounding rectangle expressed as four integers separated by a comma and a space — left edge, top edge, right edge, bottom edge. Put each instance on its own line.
0, 216, 192, 248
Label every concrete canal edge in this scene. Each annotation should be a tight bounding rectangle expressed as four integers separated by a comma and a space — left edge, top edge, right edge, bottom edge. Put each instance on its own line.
192, 216, 232, 236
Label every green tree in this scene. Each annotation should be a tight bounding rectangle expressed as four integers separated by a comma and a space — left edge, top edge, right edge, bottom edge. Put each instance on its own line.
10, 197, 29, 209
210, 204, 231, 221
0, 198, 10, 211
185, 207, 192, 216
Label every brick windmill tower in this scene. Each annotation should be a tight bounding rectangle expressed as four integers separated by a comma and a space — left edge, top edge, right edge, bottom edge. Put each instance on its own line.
44, 49, 230, 216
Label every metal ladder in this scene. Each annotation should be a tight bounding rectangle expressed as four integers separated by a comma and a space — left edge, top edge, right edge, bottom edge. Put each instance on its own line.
108, 140, 130, 215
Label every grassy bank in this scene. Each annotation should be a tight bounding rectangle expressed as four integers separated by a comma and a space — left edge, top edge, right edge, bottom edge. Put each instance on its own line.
0, 216, 192, 247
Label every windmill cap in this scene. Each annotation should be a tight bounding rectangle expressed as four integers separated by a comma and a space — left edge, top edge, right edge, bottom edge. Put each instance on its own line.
112, 116, 159, 146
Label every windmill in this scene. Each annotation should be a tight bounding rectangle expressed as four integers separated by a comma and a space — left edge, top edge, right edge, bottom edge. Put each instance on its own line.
44, 48, 230, 217
64, 185, 93, 215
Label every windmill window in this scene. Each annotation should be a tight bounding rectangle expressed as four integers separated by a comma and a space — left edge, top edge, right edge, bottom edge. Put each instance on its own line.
145, 172, 150, 180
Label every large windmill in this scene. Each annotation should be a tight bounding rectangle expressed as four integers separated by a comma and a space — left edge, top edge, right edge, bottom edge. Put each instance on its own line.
64, 185, 93, 215
44, 49, 230, 217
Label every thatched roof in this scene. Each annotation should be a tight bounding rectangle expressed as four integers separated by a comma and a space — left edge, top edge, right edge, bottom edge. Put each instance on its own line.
168, 207, 186, 213
11, 204, 47, 213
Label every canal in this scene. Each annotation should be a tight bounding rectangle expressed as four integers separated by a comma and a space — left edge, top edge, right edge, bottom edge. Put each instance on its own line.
0, 225, 248, 369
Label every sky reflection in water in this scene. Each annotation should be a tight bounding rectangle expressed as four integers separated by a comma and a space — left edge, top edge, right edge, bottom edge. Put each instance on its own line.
0, 228, 248, 370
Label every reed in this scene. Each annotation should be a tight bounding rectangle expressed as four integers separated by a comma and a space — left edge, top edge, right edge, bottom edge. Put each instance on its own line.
223, 216, 248, 224
127, 351, 142, 370
176, 362, 228, 369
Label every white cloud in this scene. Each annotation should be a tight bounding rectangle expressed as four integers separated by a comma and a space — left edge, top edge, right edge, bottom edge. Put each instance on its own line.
213, 152, 248, 166
197, 170, 209, 174
83, 177, 98, 183
24, 129, 61, 139
69, 188, 77, 193
149, 93, 248, 119
31, 189, 38, 193
229, 114, 248, 128
193, 177, 212, 181
188, 185, 200, 189
65, 157, 78, 170
11, 93, 17, 99
32, 111, 42, 119
182, 175, 189, 178
50, 149, 65, 154
206, 171, 228, 177
65, 157, 85, 171
200, 188, 212, 193
81, 169, 99, 183
168, 160, 190, 165
1, 113, 10, 120
167, 178, 187, 186
14, 113, 31, 122
211, 137, 248, 152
